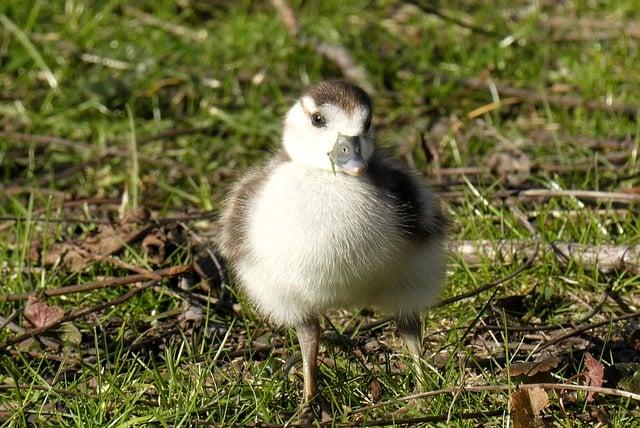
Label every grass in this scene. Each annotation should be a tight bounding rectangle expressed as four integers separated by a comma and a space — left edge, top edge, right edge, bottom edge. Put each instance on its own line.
1, 0, 640, 426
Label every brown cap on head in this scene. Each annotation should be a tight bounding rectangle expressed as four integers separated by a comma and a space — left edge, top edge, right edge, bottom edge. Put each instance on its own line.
303, 80, 373, 127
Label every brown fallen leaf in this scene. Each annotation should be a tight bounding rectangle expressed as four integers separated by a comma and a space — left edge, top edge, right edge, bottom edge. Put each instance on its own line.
590, 405, 611, 427
31, 207, 153, 272
617, 366, 640, 394
141, 228, 167, 265
626, 324, 640, 352
368, 377, 382, 403
82, 221, 151, 259
363, 338, 381, 353
509, 357, 562, 377
486, 148, 531, 187
61, 247, 89, 272
23, 296, 64, 329
510, 386, 549, 428
59, 322, 82, 345
584, 353, 605, 402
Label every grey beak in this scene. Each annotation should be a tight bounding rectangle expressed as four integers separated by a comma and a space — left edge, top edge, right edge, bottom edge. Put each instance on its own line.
329, 135, 367, 177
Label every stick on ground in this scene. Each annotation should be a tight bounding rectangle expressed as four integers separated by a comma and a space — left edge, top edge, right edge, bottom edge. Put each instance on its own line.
453, 239, 640, 275
0, 265, 190, 302
348, 382, 640, 415
0, 281, 156, 351
271, 0, 374, 93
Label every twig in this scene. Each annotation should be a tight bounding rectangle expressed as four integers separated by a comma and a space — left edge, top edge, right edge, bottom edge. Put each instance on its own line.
95, 255, 162, 279
349, 382, 640, 415
334, 409, 504, 427
178, 222, 225, 287
433, 242, 539, 308
0, 14, 57, 89
270, 0, 300, 37
428, 72, 639, 117
136, 126, 216, 145
0, 309, 20, 331
528, 208, 630, 222
0, 131, 197, 172
29, 32, 134, 70
440, 188, 640, 204
519, 189, 640, 204
0, 215, 111, 224
0, 310, 59, 349
0, 131, 128, 156
405, 0, 502, 37
475, 323, 567, 332
461, 76, 639, 117
79, 52, 132, 70
0, 197, 120, 232
270, 0, 374, 93
1, 187, 71, 200
122, 6, 207, 42
535, 309, 640, 353
540, 16, 640, 41
242, 409, 504, 428
574, 285, 612, 324
0, 265, 190, 302
157, 211, 218, 223
0, 209, 215, 236
6, 126, 215, 187
453, 239, 640, 275
527, 129, 635, 152
505, 197, 537, 235
0, 384, 81, 396
432, 151, 632, 178
0, 281, 156, 351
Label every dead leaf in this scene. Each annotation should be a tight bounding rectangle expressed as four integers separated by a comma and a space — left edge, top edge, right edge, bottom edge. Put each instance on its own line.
486, 148, 531, 186
24, 296, 64, 329
368, 377, 382, 403
28, 240, 42, 263
618, 366, 640, 394
142, 229, 167, 265
510, 387, 549, 428
121, 207, 151, 224
59, 322, 82, 345
584, 353, 605, 402
16, 337, 39, 353
627, 327, 640, 352
549, 83, 571, 94
363, 338, 381, 353
62, 248, 88, 272
83, 222, 151, 257
590, 406, 611, 427
32, 207, 153, 272
509, 357, 562, 378
178, 301, 204, 330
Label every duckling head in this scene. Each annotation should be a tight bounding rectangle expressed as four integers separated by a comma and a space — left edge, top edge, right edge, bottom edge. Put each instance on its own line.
282, 80, 375, 177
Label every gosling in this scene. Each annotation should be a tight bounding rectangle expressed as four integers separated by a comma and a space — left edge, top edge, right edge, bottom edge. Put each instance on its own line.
218, 80, 447, 403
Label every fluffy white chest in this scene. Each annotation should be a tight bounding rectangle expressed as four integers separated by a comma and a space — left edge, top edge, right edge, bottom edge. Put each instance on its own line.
242, 163, 405, 310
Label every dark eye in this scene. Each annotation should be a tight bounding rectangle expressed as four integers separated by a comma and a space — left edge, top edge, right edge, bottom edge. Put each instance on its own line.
311, 112, 326, 128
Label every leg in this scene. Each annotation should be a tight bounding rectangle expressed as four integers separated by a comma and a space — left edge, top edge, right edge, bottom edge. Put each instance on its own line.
397, 313, 422, 359
397, 313, 426, 387
296, 319, 320, 403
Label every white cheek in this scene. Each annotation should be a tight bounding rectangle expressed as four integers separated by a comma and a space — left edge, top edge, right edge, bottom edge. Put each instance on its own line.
317, 130, 339, 153
283, 126, 336, 170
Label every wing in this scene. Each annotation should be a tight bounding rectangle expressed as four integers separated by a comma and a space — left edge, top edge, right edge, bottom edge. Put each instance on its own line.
218, 150, 290, 262
365, 149, 448, 242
